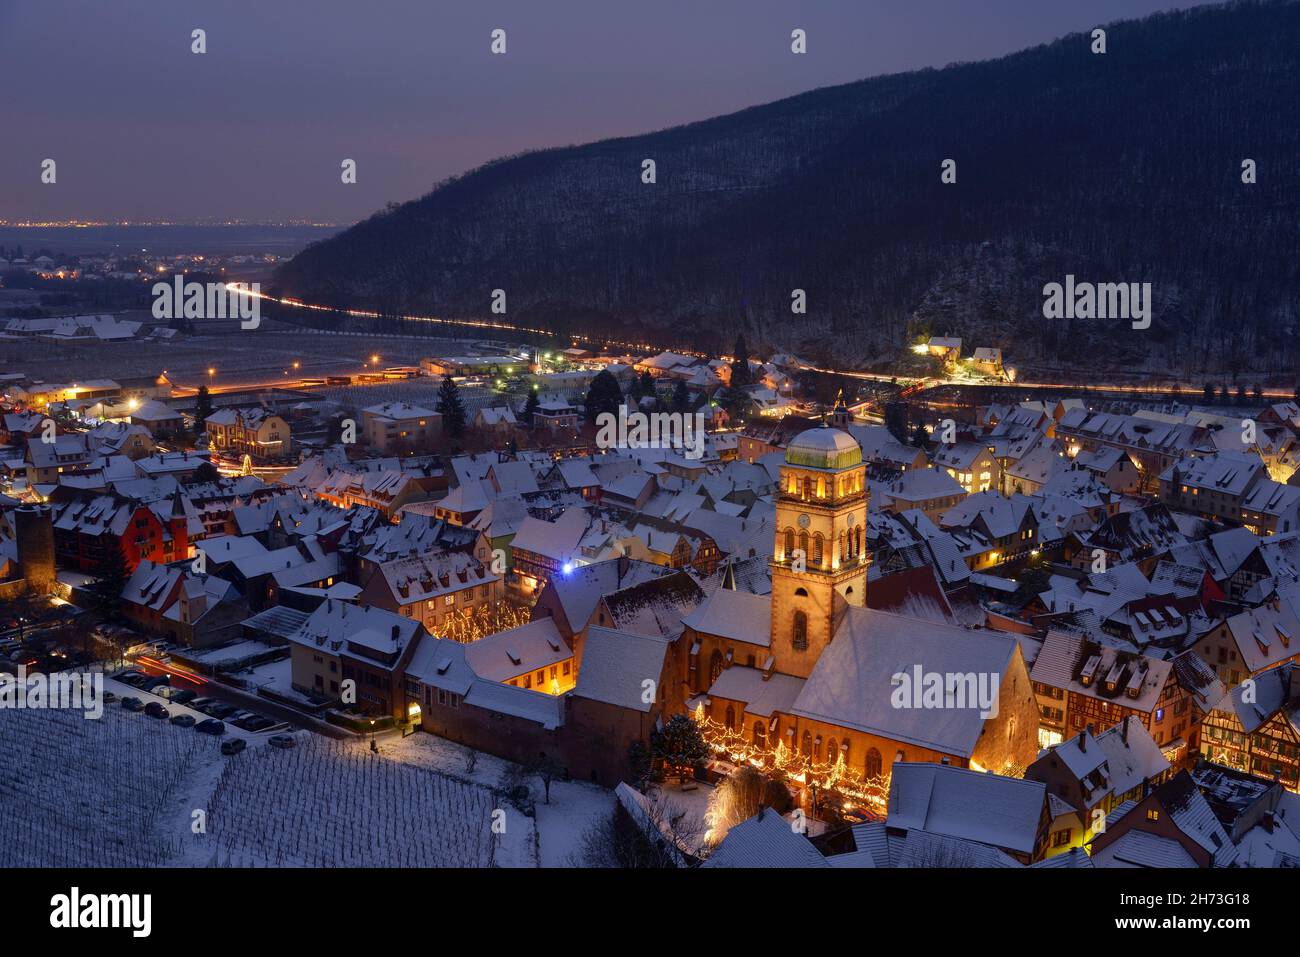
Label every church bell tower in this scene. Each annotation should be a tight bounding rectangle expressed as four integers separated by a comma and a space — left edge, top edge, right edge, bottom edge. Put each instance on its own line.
770, 426, 869, 678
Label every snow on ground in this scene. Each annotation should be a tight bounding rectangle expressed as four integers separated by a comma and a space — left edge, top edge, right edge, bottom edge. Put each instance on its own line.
237, 657, 294, 695
382, 731, 616, 867
182, 639, 278, 666
0, 705, 220, 866
0, 701, 527, 867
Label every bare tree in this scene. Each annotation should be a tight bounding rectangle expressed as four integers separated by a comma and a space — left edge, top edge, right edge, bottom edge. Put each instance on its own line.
574, 792, 706, 868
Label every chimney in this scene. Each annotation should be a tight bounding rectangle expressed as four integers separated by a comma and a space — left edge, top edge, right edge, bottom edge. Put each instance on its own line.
1078, 728, 1088, 752
391, 624, 401, 645
1121, 718, 1129, 745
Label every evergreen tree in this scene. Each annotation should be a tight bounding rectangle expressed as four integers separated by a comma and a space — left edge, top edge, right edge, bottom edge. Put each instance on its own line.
523, 390, 540, 427
650, 714, 709, 784
730, 335, 751, 389
91, 543, 128, 624
671, 380, 690, 413
193, 385, 214, 432
638, 370, 655, 402
584, 370, 623, 423
911, 423, 929, 448
191, 461, 220, 484
436, 374, 467, 437
884, 401, 909, 443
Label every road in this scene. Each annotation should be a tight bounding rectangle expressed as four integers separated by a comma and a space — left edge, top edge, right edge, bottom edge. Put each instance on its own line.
129, 656, 350, 739
222, 285, 1294, 402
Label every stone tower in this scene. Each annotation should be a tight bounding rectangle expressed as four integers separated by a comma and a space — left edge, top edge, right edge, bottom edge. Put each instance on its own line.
770, 426, 869, 678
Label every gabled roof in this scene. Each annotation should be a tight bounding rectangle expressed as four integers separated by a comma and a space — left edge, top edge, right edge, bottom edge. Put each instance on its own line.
702, 809, 828, 868
792, 608, 1019, 757
681, 587, 771, 647
572, 626, 670, 712
887, 763, 1047, 856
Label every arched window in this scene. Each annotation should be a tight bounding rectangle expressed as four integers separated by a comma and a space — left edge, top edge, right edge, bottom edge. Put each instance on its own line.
841, 739, 851, 764
801, 729, 812, 757
783, 527, 794, 558
725, 705, 736, 730
798, 530, 809, 559
753, 721, 766, 749
708, 650, 724, 687
866, 748, 883, 779
794, 587, 808, 597
813, 534, 823, 566
838, 531, 845, 563
813, 736, 822, 761
802, 477, 812, 500
792, 611, 808, 651
827, 737, 838, 763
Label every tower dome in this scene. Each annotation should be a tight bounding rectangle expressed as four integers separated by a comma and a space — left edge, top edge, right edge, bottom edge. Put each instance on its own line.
784, 427, 861, 470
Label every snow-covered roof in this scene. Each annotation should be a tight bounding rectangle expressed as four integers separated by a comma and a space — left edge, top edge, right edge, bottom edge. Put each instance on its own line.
572, 626, 671, 713
887, 762, 1047, 856
681, 587, 772, 647
702, 808, 828, 868
792, 607, 1020, 757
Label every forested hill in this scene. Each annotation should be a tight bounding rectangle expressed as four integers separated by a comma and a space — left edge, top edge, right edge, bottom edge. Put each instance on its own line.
274, 0, 1300, 378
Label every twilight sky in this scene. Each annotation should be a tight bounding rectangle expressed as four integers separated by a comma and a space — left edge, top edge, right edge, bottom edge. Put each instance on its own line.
0, 0, 1206, 224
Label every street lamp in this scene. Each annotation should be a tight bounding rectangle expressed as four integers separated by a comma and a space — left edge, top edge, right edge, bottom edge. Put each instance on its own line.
369, 718, 377, 752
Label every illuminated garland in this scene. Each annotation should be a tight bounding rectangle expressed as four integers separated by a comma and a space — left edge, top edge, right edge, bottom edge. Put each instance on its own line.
441, 602, 534, 644
693, 708, 1028, 815
694, 710, 890, 813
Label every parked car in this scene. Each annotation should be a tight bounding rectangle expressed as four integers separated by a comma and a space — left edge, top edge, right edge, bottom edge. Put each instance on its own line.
207, 704, 239, 720
268, 734, 297, 750
117, 673, 148, 688
220, 738, 247, 756
195, 719, 225, 736
169, 714, 196, 728
239, 716, 276, 733
139, 675, 171, 692
143, 701, 170, 719
169, 689, 198, 705
102, 691, 118, 704
120, 696, 145, 712
190, 698, 218, 713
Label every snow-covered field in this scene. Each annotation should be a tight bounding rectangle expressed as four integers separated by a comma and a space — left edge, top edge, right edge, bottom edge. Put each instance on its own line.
0, 704, 545, 868
0, 705, 215, 867
382, 732, 616, 867
198, 737, 508, 867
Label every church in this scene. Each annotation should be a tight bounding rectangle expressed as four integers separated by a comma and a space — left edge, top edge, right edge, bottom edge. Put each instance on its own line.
687, 425, 1041, 787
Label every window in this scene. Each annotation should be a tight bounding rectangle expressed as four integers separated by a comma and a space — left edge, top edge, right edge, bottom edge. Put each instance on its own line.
708, 650, 724, 687
725, 705, 736, 730
752, 721, 766, 749
792, 611, 808, 651
1146, 809, 1160, 821
801, 730, 812, 757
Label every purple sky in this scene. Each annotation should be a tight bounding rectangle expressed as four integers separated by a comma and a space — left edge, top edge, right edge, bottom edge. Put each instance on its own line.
0, 0, 1206, 224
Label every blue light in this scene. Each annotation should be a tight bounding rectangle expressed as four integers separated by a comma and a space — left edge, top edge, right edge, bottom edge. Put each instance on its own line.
562, 562, 573, 575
